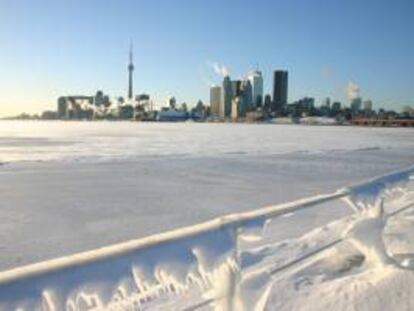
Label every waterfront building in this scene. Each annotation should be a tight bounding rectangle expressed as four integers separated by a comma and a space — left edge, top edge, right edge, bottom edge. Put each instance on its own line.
231, 97, 240, 120
246, 110, 265, 122
248, 70, 263, 108
230, 80, 244, 117
119, 105, 134, 120
157, 108, 188, 121
272, 70, 288, 113
288, 97, 315, 117
210, 85, 222, 117
238, 95, 247, 118
222, 76, 233, 118
363, 100, 373, 112
232, 80, 242, 97
241, 80, 253, 113
351, 97, 362, 114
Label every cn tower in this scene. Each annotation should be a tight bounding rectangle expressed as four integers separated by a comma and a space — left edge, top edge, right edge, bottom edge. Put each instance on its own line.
128, 42, 134, 100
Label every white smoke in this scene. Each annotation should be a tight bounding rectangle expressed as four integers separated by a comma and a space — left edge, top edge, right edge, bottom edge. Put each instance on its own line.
347, 81, 360, 100
210, 62, 231, 77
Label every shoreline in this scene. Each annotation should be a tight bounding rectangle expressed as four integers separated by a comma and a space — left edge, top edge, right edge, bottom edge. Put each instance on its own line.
2, 118, 414, 127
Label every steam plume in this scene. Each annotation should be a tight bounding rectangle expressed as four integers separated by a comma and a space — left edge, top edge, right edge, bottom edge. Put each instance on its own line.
347, 81, 360, 100
210, 62, 231, 77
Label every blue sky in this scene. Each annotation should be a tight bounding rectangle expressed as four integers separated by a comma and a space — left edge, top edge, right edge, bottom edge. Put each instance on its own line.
0, 0, 413, 116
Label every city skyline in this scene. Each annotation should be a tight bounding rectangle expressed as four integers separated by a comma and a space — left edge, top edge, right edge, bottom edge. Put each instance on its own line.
0, 0, 413, 117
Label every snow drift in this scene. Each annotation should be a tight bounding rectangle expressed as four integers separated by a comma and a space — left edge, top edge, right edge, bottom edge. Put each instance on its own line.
0, 166, 413, 310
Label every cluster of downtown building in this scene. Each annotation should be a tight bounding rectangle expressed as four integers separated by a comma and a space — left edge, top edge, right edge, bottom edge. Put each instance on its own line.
209, 70, 288, 121
209, 70, 414, 123
45, 75, 413, 123
51, 43, 413, 123
12, 43, 412, 123
18, 68, 414, 123
53, 68, 386, 123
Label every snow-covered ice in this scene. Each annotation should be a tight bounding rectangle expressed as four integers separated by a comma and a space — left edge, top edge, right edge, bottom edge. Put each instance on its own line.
0, 166, 413, 310
0, 121, 413, 310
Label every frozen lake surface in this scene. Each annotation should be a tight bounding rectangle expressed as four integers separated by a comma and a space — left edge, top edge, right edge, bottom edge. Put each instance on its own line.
0, 121, 413, 270
0, 121, 414, 163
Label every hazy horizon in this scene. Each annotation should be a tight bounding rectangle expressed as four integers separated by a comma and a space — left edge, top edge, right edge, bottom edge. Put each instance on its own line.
0, 0, 413, 117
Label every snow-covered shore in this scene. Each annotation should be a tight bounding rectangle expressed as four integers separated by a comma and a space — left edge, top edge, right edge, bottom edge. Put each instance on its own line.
0, 165, 413, 310
0, 121, 413, 309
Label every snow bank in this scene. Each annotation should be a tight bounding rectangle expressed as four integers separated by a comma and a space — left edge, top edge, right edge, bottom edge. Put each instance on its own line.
343, 167, 414, 211
0, 167, 413, 310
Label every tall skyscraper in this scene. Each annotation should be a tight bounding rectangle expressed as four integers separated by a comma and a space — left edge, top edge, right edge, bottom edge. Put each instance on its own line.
210, 85, 222, 117
222, 76, 233, 118
272, 70, 288, 113
351, 97, 362, 113
248, 70, 263, 108
241, 80, 253, 114
128, 42, 134, 100
232, 80, 242, 97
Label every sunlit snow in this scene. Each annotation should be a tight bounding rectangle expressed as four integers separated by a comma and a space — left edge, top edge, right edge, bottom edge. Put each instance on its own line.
0, 121, 413, 310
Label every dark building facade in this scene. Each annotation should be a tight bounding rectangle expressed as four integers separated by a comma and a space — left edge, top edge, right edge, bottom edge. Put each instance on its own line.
272, 70, 288, 113
222, 76, 233, 117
